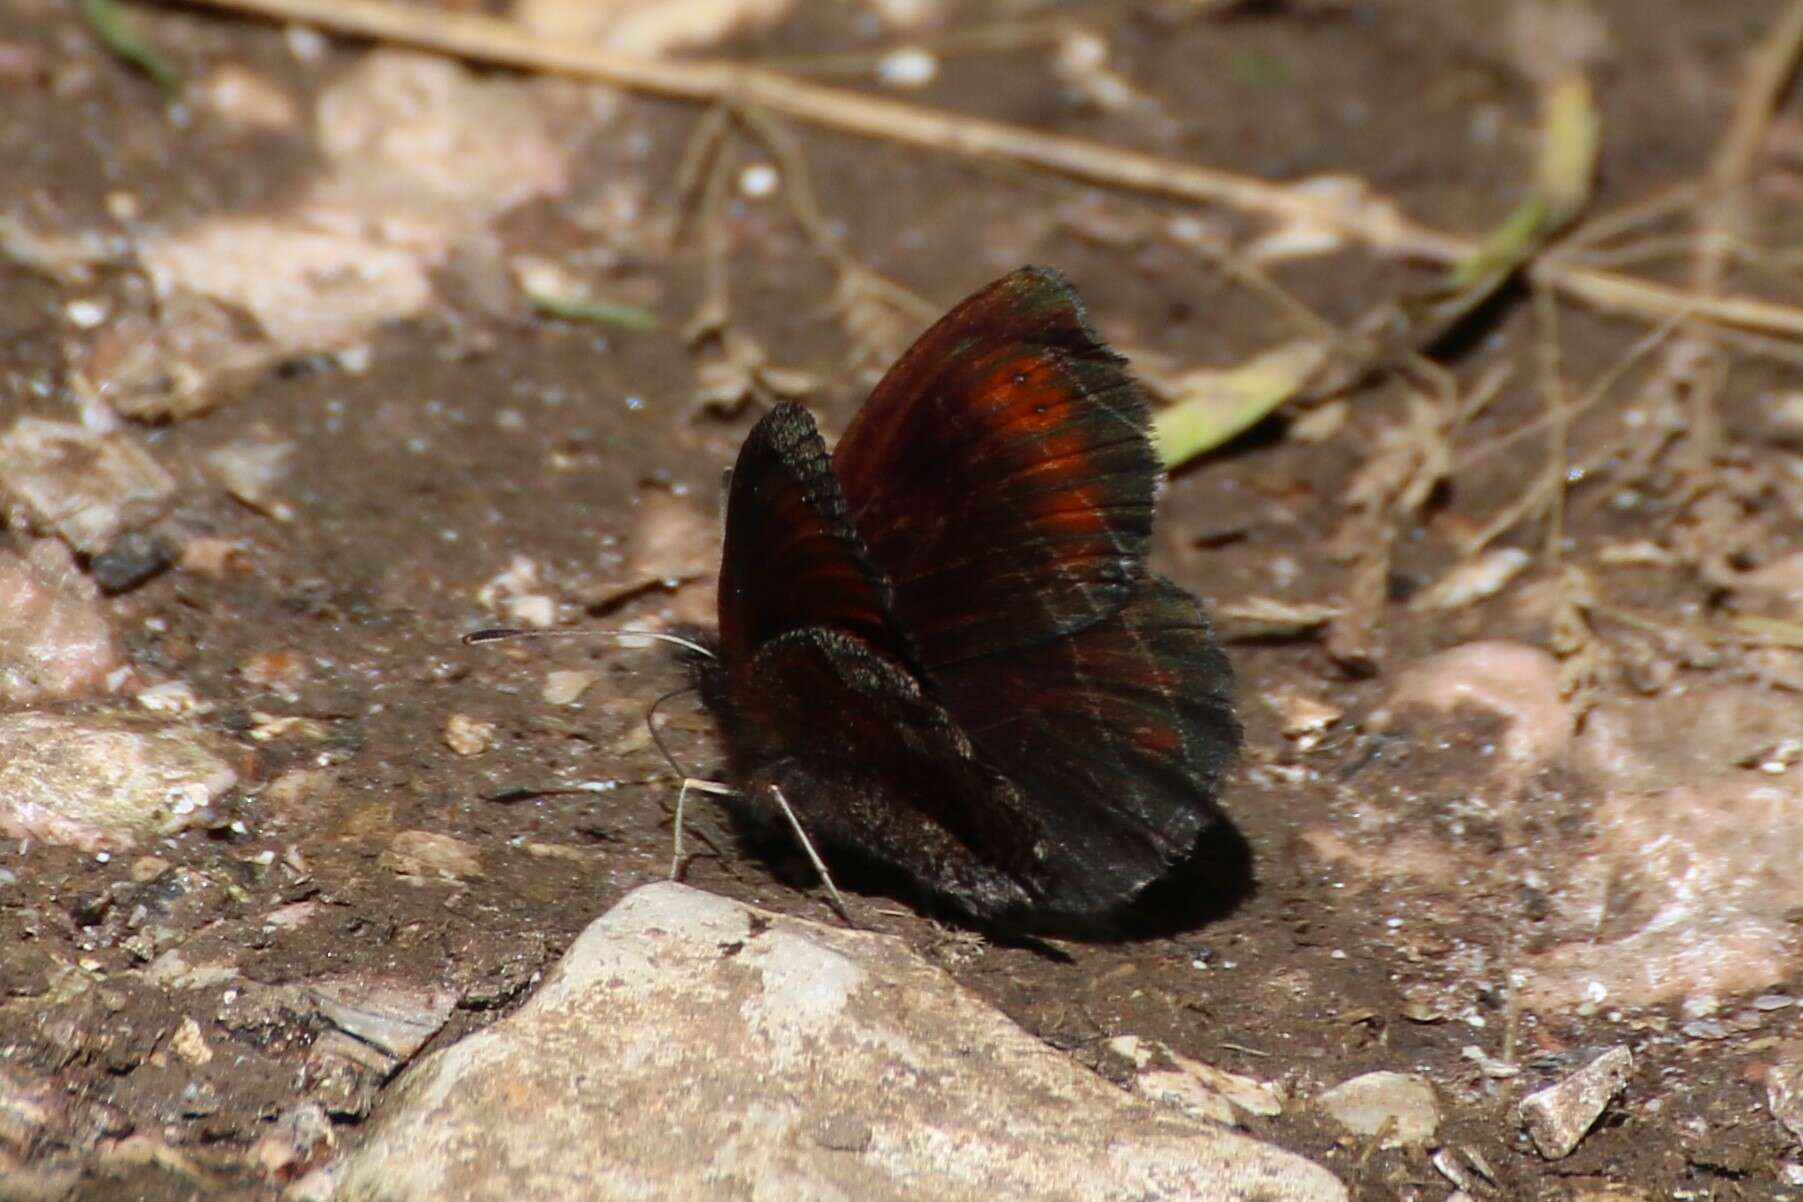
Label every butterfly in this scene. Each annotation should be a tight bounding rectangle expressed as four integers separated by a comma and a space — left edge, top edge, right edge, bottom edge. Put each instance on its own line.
693, 267, 1239, 932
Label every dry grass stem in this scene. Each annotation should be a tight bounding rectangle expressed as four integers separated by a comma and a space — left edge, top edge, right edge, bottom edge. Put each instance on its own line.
1532, 288, 1571, 563
1549, 565, 1605, 720
1453, 308, 1691, 474
1700, 0, 1803, 256
1557, 181, 1702, 257
728, 103, 942, 368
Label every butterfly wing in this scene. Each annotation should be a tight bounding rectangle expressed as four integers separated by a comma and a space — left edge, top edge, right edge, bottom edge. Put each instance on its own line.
722, 626, 1056, 921
831, 267, 1158, 670
715, 402, 905, 670
709, 275, 1240, 930
935, 579, 1240, 920
708, 403, 1065, 920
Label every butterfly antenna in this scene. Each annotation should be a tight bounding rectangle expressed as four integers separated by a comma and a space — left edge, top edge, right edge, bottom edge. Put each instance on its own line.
462, 627, 718, 659
646, 684, 698, 782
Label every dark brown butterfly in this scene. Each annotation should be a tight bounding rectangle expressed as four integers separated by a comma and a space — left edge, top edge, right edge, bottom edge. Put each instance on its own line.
694, 267, 1239, 932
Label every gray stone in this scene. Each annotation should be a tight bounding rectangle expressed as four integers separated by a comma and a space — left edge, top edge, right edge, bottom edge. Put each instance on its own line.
307, 977, 456, 1061
1314, 1071, 1440, 1147
1517, 1046, 1633, 1159
331, 883, 1347, 1202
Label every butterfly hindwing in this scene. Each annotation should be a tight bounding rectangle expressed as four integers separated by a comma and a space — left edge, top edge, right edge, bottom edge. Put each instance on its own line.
831, 267, 1159, 670
721, 626, 1056, 920
935, 578, 1239, 920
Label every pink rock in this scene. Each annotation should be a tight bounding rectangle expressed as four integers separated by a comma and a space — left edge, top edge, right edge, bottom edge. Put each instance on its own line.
0, 712, 236, 853
1523, 775, 1803, 1010
1575, 684, 1798, 794
0, 543, 126, 704
1375, 641, 1571, 780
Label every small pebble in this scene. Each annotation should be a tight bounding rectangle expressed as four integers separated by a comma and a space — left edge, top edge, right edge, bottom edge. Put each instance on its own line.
0, 417, 176, 554
1315, 1071, 1439, 1147
543, 670, 596, 706
307, 976, 455, 1062
197, 62, 299, 131
381, 830, 482, 882
240, 649, 309, 691
285, 24, 327, 61
875, 46, 938, 88
738, 163, 779, 198
170, 1017, 213, 1065
129, 854, 170, 882
136, 681, 204, 715
91, 532, 173, 594
65, 298, 108, 328
1517, 1046, 1632, 1159
443, 713, 498, 757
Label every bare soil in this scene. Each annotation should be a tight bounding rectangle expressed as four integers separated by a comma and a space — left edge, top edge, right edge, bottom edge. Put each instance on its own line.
2, 1, 1800, 1198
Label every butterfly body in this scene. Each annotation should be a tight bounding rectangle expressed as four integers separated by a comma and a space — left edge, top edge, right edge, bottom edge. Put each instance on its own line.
697, 268, 1238, 932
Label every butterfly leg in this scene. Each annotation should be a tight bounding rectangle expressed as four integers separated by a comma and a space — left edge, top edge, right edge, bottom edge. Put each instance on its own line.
764, 783, 856, 929
673, 777, 735, 881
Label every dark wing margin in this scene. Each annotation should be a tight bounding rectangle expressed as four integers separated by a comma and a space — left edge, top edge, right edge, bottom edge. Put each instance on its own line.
831, 267, 1160, 671
933, 579, 1241, 919
715, 403, 906, 670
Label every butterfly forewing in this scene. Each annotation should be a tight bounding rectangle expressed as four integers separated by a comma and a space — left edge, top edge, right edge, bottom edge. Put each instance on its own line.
831, 268, 1158, 670
715, 403, 903, 669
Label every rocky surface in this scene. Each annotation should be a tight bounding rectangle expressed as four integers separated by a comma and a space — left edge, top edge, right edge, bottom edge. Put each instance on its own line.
331, 883, 1348, 1202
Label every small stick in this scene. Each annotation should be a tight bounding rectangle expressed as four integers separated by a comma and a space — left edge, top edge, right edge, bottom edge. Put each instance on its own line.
1556, 181, 1701, 257
1532, 286, 1570, 565
1452, 306, 1690, 472
1702, 0, 1803, 229
756, 8, 1111, 77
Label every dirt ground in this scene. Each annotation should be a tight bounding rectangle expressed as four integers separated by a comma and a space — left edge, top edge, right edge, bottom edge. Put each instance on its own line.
2, 0, 1802, 1198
